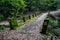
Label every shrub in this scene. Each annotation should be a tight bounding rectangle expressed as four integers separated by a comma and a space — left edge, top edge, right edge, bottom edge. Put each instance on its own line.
9, 17, 18, 29
0, 14, 4, 21
47, 16, 59, 36
53, 28, 60, 36
0, 25, 5, 30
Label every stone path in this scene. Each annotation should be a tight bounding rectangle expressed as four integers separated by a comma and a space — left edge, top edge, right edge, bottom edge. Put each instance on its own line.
0, 13, 49, 40
16, 13, 48, 34
0, 11, 60, 40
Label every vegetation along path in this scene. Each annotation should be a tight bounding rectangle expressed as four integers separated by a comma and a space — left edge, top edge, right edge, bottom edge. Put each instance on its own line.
0, 13, 48, 40
0, 11, 60, 40
16, 13, 48, 34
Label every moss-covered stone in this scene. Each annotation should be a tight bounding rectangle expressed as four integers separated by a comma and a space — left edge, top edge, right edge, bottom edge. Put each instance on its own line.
9, 17, 18, 29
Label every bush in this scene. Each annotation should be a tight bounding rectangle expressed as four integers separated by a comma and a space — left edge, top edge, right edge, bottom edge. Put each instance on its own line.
9, 17, 18, 29
47, 16, 60, 36
0, 14, 4, 21
53, 28, 60, 36
0, 25, 5, 30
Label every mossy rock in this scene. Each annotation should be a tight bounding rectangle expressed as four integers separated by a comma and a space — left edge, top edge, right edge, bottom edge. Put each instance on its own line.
9, 17, 18, 29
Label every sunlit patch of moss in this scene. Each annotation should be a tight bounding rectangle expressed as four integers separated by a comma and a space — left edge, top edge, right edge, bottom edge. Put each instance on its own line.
46, 32, 53, 36
18, 22, 25, 26
42, 36, 47, 40
9, 17, 18, 30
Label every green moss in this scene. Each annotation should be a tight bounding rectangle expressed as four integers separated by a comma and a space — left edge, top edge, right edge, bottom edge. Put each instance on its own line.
42, 36, 47, 40
45, 17, 49, 20
46, 32, 53, 36
9, 17, 18, 29
18, 22, 25, 26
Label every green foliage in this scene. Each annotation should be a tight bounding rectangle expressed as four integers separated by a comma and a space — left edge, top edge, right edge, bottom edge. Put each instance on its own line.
49, 17, 58, 28
9, 17, 18, 29
53, 28, 60, 36
0, 0, 26, 18
0, 14, 4, 21
47, 15, 60, 36
42, 36, 47, 40
25, 0, 58, 12
0, 25, 5, 30
0, 0, 59, 19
